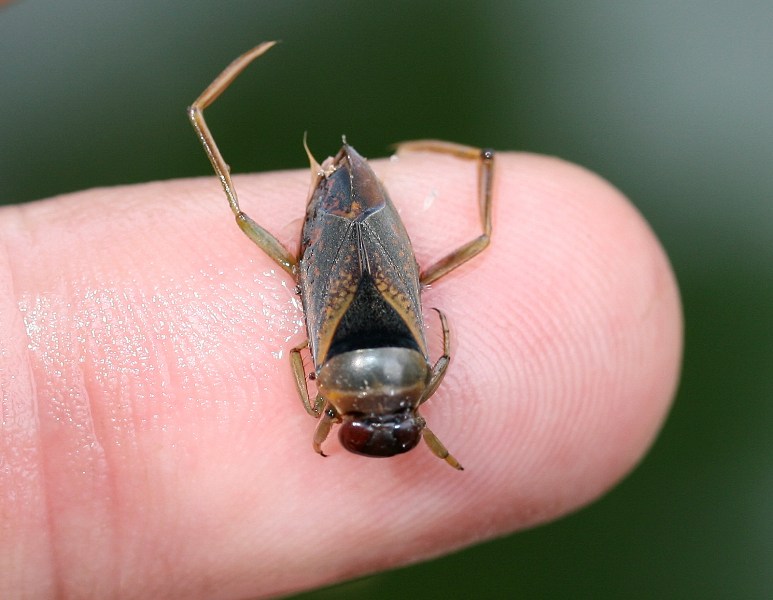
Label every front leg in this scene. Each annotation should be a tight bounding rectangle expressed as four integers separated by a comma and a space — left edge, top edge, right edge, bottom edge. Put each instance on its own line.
421, 421, 464, 471
313, 404, 340, 457
420, 308, 451, 405
290, 341, 324, 417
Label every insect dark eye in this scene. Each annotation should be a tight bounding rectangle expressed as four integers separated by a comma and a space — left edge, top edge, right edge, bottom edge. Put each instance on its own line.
339, 412, 423, 457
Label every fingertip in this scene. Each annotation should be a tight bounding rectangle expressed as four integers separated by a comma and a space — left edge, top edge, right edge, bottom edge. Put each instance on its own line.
310, 148, 681, 533
413, 151, 682, 528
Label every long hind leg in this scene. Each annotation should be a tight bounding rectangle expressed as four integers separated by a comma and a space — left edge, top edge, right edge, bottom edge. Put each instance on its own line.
188, 41, 297, 276
395, 140, 494, 287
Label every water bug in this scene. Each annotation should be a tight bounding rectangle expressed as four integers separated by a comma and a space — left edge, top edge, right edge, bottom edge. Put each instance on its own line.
188, 41, 494, 469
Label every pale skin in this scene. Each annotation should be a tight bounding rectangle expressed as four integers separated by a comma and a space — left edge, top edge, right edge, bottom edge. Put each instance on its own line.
0, 150, 682, 599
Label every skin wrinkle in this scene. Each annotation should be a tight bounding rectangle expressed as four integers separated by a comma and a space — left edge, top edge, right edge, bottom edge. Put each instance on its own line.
11, 198, 249, 592
88, 261, 185, 587
0, 207, 59, 597
21, 288, 110, 595
77, 284, 157, 591
0, 151, 681, 599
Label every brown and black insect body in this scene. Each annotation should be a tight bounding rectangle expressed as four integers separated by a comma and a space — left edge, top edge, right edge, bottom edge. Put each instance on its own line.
188, 42, 494, 470
300, 144, 435, 459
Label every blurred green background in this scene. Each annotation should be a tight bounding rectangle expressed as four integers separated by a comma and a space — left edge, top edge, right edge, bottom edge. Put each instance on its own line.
2, 1, 771, 598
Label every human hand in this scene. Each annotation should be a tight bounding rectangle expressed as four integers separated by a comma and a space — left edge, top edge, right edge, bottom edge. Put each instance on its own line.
0, 149, 681, 599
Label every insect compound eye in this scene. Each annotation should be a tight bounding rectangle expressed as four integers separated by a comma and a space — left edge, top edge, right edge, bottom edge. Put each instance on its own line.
338, 412, 423, 457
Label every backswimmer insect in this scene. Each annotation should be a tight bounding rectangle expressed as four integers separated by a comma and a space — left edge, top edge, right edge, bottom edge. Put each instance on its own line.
188, 42, 494, 470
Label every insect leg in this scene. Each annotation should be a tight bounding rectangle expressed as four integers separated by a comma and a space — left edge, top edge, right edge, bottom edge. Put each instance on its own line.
313, 404, 340, 457
420, 308, 451, 405
416, 309, 462, 469
419, 418, 464, 471
188, 41, 297, 276
290, 341, 324, 417
395, 140, 494, 287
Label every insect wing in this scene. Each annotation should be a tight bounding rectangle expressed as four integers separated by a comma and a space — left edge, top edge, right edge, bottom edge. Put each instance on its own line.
299, 146, 426, 366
